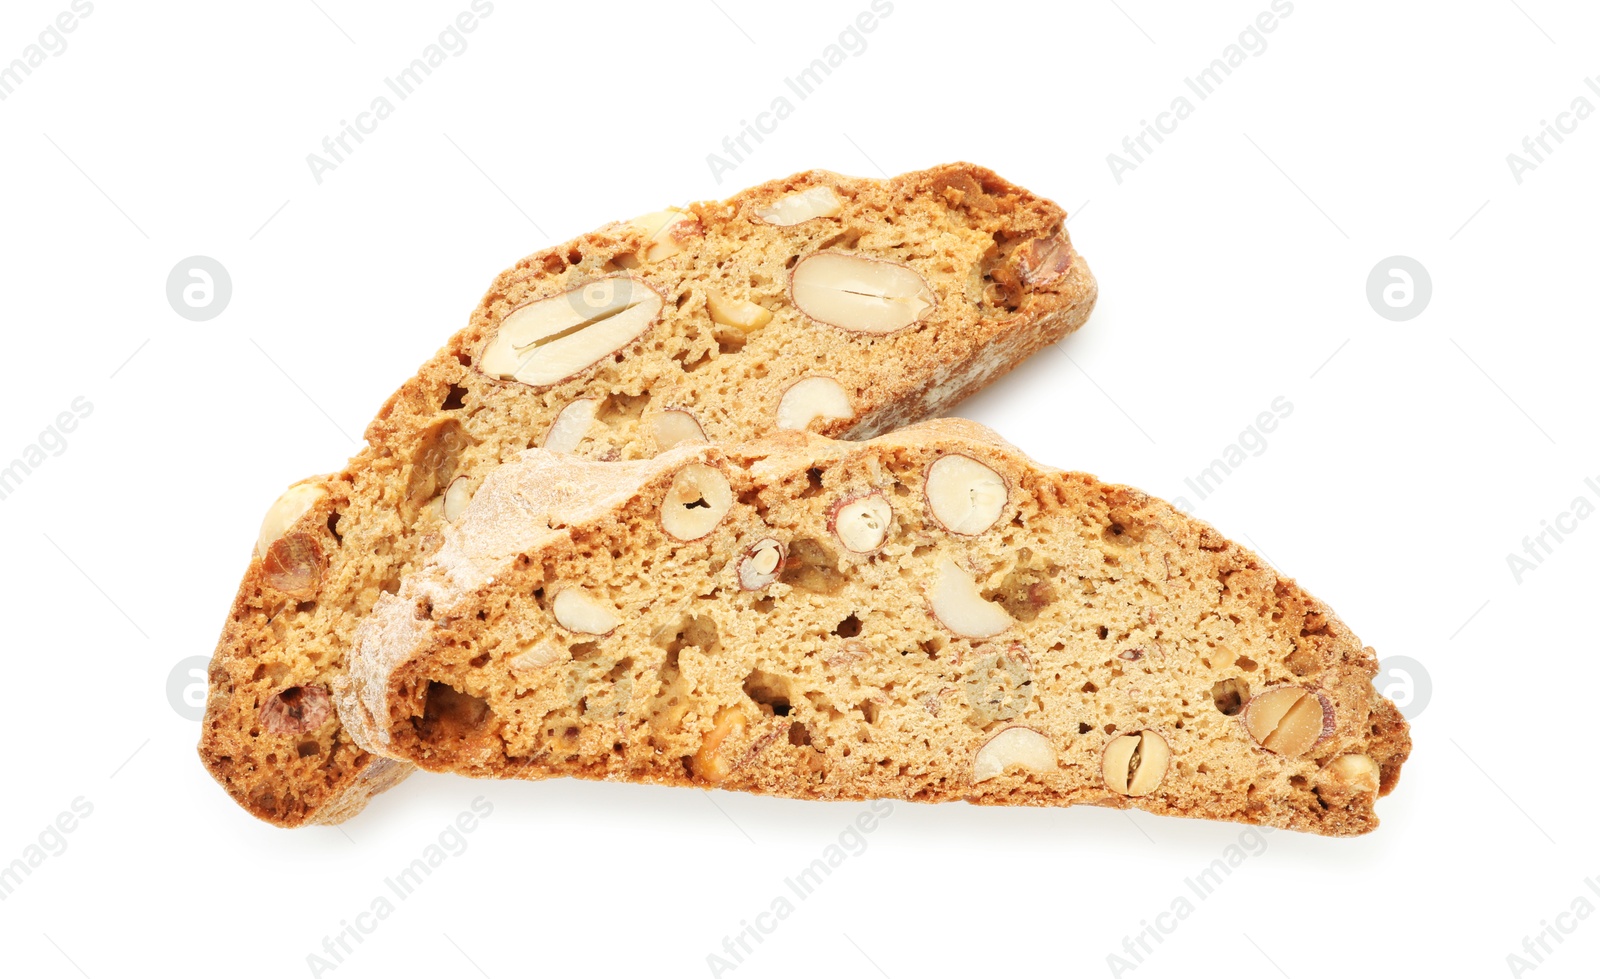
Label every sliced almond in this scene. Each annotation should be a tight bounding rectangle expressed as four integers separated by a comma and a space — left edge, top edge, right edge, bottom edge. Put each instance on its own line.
652, 409, 708, 450
790, 252, 935, 335
661, 463, 733, 541
925, 454, 1008, 535
479, 277, 662, 388
257, 483, 327, 561
552, 587, 619, 636
972, 727, 1056, 783
754, 186, 843, 226
929, 555, 1013, 639
776, 376, 852, 431
544, 399, 598, 454
1322, 753, 1380, 794
705, 288, 773, 333
615, 208, 699, 265
442, 475, 477, 523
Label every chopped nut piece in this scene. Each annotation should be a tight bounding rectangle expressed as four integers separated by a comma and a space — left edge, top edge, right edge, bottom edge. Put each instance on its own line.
652, 409, 708, 450
754, 186, 842, 225
776, 376, 853, 431
929, 556, 1013, 639
705, 289, 774, 333
972, 726, 1056, 783
617, 208, 701, 263
544, 399, 598, 454
692, 707, 749, 782
257, 483, 327, 561
442, 475, 477, 523
1321, 753, 1380, 794
552, 587, 619, 636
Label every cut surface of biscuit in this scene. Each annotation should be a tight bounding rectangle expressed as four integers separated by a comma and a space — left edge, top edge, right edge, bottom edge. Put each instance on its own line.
341, 420, 1408, 837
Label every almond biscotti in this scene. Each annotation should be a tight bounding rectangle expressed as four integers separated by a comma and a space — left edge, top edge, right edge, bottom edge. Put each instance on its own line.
201, 163, 1098, 826
338, 420, 1409, 837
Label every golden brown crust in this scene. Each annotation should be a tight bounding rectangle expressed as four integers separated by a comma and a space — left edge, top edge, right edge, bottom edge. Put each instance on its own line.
200, 164, 1097, 826
342, 420, 1409, 837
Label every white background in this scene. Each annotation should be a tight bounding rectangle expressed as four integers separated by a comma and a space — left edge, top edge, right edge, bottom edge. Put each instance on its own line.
1, 1, 1595, 976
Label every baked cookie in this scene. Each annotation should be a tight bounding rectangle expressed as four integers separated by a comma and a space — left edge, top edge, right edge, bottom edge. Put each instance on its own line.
201, 164, 1097, 825
339, 420, 1409, 837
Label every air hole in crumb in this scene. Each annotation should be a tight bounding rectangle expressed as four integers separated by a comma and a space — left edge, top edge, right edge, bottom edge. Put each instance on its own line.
858, 700, 880, 724
296, 741, 319, 758
833, 614, 862, 638
570, 642, 602, 661
1081, 681, 1098, 694
1097, 626, 1110, 640
1236, 656, 1259, 671
417, 682, 493, 746
800, 467, 825, 498
1078, 722, 1093, 734
1103, 723, 1118, 735
468, 652, 490, 669
788, 722, 811, 747
326, 512, 343, 542
743, 669, 792, 717
1210, 678, 1250, 716
441, 385, 468, 411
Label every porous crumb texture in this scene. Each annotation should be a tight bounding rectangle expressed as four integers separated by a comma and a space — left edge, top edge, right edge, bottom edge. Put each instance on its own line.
341, 420, 1410, 837
200, 163, 1098, 826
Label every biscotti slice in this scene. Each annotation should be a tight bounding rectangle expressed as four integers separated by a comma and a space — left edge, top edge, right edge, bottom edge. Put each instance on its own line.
201, 163, 1098, 826
338, 419, 1410, 837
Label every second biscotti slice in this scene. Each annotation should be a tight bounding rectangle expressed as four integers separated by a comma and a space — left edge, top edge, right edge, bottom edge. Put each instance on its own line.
338, 420, 1409, 837
201, 163, 1097, 827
